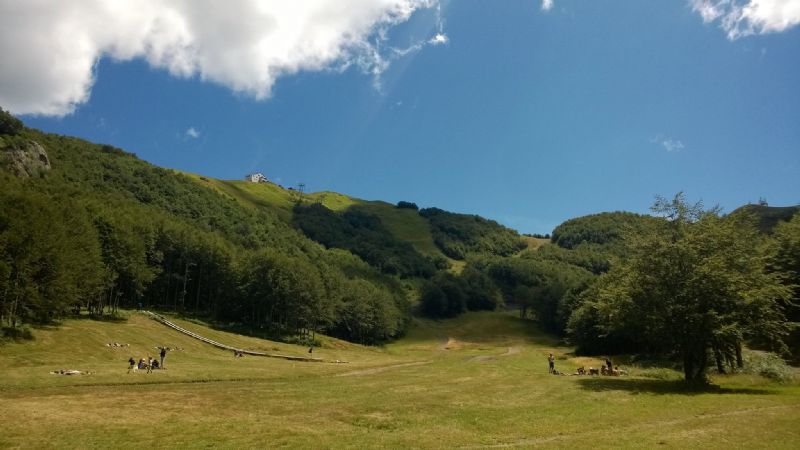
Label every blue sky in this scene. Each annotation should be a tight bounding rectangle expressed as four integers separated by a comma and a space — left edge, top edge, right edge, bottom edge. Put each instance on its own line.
5, 0, 800, 233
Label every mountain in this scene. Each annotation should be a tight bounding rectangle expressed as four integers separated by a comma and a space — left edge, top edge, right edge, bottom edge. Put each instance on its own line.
0, 122, 523, 343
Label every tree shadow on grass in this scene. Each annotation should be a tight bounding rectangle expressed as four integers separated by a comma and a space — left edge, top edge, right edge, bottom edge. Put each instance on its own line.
71, 313, 128, 323
0, 326, 34, 343
575, 377, 775, 396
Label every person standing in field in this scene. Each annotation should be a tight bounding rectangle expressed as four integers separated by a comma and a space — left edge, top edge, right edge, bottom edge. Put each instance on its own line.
160, 347, 167, 369
127, 356, 136, 373
548, 353, 555, 374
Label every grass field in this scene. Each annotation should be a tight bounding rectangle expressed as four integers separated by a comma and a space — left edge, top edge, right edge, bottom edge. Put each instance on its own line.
1, 311, 798, 449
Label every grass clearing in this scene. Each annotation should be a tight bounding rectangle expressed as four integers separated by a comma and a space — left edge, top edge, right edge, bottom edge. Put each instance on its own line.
519, 236, 550, 253
184, 175, 457, 266
1, 311, 798, 448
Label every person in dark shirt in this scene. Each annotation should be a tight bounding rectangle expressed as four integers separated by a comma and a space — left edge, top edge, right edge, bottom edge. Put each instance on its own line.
548, 353, 555, 374
159, 347, 167, 369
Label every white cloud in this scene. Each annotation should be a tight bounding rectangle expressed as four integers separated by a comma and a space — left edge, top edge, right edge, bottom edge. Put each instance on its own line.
541, 0, 554, 12
429, 33, 449, 45
650, 134, 685, 152
0, 0, 441, 116
185, 127, 200, 139
662, 139, 685, 152
690, 0, 800, 39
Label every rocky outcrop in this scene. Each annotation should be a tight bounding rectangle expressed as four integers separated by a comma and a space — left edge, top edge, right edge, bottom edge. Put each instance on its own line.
0, 138, 50, 177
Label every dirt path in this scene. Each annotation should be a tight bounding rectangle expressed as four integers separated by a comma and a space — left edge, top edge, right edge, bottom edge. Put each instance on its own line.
336, 361, 433, 377
469, 346, 521, 362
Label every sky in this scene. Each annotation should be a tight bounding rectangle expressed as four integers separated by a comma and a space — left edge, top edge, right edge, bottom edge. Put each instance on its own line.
2, 0, 799, 234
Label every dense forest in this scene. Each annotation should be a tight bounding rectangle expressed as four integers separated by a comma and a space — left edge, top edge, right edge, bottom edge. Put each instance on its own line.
419, 207, 527, 260
0, 112, 415, 344
292, 203, 440, 278
1, 107, 798, 381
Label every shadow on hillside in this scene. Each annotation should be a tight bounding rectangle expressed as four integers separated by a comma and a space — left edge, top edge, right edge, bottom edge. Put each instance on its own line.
576, 377, 775, 396
72, 313, 128, 323
0, 326, 34, 343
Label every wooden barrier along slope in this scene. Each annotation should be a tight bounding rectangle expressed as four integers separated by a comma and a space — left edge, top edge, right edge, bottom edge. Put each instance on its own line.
143, 311, 324, 362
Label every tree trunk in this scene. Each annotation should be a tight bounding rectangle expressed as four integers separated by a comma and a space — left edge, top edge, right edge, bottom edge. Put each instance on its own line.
713, 344, 725, 374
683, 345, 708, 384
194, 266, 202, 313
9, 274, 21, 328
735, 343, 744, 369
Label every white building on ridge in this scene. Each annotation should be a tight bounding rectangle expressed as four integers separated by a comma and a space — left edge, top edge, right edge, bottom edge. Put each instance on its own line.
245, 172, 268, 183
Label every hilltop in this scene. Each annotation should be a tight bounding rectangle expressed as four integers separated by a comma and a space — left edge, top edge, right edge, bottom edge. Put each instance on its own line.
731, 203, 800, 234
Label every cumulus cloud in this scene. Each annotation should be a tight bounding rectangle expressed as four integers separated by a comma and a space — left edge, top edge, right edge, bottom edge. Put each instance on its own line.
185, 127, 200, 139
690, 0, 800, 39
541, 0, 555, 12
0, 0, 441, 116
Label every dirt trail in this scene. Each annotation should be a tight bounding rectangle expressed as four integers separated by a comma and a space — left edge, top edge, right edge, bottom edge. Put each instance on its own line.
469, 346, 521, 362
336, 361, 433, 377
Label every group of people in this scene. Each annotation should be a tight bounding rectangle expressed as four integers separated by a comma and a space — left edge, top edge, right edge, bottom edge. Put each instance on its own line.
127, 347, 168, 373
548, 353, 626, 376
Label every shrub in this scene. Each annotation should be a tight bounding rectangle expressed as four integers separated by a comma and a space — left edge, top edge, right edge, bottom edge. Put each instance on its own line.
0, 107, 24, 135
741, 351, 795, 383
396, 201, 418, 210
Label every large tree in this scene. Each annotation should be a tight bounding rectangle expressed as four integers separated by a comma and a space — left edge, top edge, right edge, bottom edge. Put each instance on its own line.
576, 193, 791, 383
769, 213, 800, 362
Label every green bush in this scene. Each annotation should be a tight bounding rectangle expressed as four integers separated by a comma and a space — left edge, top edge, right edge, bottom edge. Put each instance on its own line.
741, 351, 795, 383
0, 107, 24, 135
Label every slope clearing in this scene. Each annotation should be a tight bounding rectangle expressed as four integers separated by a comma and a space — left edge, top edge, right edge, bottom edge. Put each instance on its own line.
1, 312, 798, 448
186, 174, 458, 266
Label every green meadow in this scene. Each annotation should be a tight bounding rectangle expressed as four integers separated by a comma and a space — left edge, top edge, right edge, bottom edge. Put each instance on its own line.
1, 311, 798, 449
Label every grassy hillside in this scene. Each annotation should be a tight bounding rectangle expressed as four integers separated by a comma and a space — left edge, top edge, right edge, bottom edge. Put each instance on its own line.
730, 204, 800, 233
1, 311, 798, 448
0, 123, 533, 345
186, 174, 457, 265
1, 128, 415, 344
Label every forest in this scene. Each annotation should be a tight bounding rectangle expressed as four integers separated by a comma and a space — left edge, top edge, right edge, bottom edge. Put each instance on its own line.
1, 107, 799, 381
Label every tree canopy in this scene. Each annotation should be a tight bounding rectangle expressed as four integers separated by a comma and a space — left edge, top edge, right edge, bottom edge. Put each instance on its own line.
568, 194, 791, 382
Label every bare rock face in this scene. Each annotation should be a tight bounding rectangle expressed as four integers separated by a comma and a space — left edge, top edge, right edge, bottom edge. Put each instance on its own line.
1, 138, 51, 177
